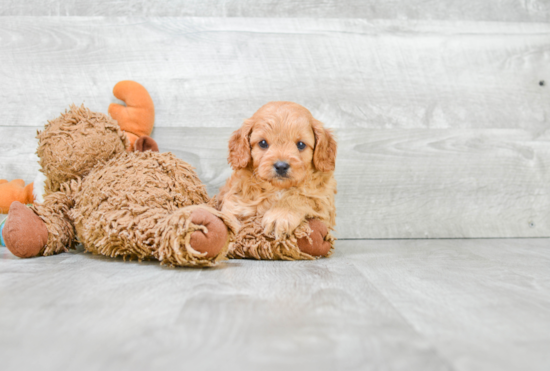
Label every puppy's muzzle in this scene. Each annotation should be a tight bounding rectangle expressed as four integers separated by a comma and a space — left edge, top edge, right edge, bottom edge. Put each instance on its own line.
274, 161, 290, 176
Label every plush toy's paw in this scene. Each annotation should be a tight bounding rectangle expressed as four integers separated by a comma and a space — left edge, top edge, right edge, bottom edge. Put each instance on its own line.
189, 209, 228, 258
155, 206, 237, 267
134, 135, 159, 153
297, 219, 332, 257
3, 201, 48, 258
229, 216, 332, 261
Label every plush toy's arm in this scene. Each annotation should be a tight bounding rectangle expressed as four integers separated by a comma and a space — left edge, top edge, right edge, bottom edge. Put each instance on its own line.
228, 216, 333, 260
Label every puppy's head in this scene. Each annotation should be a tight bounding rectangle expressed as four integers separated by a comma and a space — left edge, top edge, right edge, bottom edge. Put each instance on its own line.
228, 102, 337, 188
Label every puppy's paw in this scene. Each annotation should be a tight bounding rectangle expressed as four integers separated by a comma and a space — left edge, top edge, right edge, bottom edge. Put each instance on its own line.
262, 210, 302, 239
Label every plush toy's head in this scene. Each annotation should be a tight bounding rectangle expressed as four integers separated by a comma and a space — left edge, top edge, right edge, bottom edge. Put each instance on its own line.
37, 104, 128, 193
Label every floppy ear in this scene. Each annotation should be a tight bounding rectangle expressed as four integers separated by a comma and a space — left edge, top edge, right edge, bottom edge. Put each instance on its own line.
311, 119, 337, 172
228, 118, 254, 170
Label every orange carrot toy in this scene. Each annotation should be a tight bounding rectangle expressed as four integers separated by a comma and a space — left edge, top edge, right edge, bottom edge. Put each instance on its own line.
0, 180, 34, 214
109, 80, 155, 151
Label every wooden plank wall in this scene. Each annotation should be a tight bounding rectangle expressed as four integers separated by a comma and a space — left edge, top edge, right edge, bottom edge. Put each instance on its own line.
0, 2, 549, 238
2, 0, 549, 22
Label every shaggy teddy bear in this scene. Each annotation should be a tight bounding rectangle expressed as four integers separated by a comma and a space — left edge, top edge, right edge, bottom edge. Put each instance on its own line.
3, 105, 237, 267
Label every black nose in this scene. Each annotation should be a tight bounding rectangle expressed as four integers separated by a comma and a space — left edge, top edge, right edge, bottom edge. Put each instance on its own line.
274, 161, 290, 175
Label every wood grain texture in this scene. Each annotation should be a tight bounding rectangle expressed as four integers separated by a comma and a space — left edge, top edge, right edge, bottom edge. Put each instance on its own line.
1, 238, 549, 371
0, 245, 452, 371
347, 238, 550, 371
0, 17, 548, 131
1, 0, 549, 22
2, 126, 549, 238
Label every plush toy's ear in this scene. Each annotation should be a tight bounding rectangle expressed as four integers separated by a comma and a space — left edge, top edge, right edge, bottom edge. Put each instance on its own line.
134, 135, 159, 153
228, 119, 254, 170
311, 119, 337, 172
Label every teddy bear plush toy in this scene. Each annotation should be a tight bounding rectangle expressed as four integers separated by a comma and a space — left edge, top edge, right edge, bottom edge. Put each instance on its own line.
1, 82, 237, 267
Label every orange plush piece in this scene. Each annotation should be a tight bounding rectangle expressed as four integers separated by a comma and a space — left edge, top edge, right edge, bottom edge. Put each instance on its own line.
109, 80, 155, 151
0, 180, 34, 213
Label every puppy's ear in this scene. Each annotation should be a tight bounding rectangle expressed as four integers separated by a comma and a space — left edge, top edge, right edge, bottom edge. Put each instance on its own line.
311, 119, 337, 172
228, 118, 254, 170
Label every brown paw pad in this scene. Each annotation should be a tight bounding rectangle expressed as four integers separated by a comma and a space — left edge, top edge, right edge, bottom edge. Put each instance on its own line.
189, 209, 228, 258
297, 219, 331, 257
3, 201, 48, 258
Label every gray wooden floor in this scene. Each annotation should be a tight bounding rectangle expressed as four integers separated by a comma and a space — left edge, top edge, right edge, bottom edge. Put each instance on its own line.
1, 237, 549, 371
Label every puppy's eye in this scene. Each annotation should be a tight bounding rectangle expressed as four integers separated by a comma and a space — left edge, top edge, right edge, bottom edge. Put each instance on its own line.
259, 140, 269, 149
297, 141, 306, 150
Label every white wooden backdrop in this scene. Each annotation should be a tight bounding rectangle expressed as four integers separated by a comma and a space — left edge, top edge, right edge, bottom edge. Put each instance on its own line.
0, 2, 549, 238
2, 0, 550, 22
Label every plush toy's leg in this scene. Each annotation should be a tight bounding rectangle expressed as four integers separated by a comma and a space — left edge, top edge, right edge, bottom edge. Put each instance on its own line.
30, 189, 76, 256
229, 217, 334, 260
3, 189, 76, 258
0, 179, 35, 213
154, 205, 238, 267
188, 209, 229, 258
2, 201, 48, 258
296, 219, 333, 257
74, 203, 237, 267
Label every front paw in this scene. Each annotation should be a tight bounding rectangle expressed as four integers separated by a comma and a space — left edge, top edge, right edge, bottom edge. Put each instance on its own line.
262, 211, 302, 239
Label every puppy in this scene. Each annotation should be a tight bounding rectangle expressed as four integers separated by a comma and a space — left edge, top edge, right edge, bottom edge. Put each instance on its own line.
217, 101, 337, 247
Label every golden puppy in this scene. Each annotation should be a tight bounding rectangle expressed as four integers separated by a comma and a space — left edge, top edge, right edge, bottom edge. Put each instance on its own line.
217, 102, 337, 254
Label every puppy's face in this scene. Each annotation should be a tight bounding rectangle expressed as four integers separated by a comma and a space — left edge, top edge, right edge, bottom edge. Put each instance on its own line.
248, 108, 316, 188
228, 102, 337, 189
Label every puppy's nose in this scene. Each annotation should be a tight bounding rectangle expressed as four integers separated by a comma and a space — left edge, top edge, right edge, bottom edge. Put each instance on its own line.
274, 161, 290, 175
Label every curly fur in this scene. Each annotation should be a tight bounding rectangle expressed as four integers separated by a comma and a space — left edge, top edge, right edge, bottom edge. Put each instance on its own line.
29, 105, 237, 267
70, 151, 237, 267
31, 182, 77, 256
228, 217, 335, 260
37, 104, 128, 194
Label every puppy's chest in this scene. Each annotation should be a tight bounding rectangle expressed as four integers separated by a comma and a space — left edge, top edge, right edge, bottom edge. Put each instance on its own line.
244, 189, 297, 215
